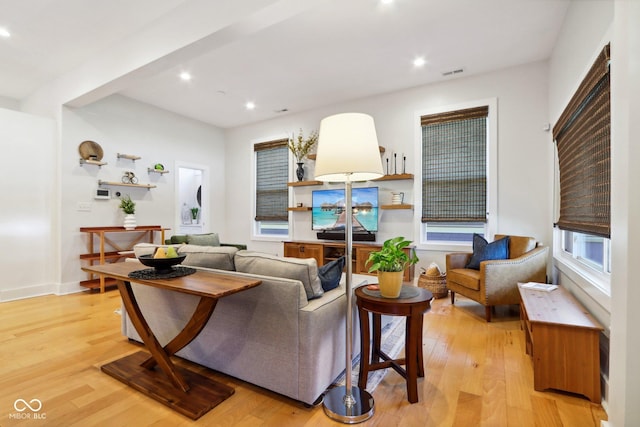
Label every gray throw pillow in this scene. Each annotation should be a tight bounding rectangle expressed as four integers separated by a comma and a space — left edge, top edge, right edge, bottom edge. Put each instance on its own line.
318, 256, 345, 291
186, 233, 220, 247
234, 251, 324, 300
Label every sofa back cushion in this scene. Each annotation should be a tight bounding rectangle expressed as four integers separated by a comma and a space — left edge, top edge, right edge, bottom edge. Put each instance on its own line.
234, 251, 324, 300
178, 245, 237, 271
186, 233, 220, 247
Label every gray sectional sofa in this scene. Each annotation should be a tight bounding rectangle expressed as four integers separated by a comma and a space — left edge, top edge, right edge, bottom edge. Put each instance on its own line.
124, 243, 386, 405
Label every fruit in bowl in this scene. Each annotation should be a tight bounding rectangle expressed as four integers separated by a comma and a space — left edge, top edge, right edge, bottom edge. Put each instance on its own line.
137, 247, 186, 273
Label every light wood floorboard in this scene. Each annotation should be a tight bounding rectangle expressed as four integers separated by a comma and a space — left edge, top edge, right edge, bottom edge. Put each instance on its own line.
0, 291, 607, 426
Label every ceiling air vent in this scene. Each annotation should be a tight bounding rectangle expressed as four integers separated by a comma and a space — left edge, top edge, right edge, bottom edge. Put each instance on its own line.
442, 68, 465, 77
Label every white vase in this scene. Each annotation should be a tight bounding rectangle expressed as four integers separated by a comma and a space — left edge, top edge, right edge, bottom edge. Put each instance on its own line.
124, 214, 136, 230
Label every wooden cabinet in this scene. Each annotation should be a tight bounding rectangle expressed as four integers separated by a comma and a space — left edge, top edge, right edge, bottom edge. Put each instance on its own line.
283, 241, 415, 282
79, 226, 168, 292
518, 284, 603, 403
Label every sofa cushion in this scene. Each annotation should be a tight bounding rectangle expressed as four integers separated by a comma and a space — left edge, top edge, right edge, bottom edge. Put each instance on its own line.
186, 233, 220, 247
318, 256, 346, 292
133, 243, 169, 257
178, 245, 237, 271
234, 251, 324, 300
448, 268, 482, 291
466, 234, 510, 270
169, 235, 189, 245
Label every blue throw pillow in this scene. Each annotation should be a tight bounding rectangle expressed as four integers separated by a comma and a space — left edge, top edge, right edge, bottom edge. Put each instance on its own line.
318, 256, 346, 291
465, 234, 510, 270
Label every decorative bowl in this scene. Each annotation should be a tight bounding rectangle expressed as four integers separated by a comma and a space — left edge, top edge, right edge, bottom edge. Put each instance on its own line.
137, 254, 186, 273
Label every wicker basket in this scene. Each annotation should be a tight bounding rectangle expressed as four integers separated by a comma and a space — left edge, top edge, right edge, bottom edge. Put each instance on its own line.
418, 272, 448, 298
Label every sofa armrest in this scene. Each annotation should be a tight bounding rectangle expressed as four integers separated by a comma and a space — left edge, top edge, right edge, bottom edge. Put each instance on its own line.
480, 245, 549, 303
446, 252, 472, 270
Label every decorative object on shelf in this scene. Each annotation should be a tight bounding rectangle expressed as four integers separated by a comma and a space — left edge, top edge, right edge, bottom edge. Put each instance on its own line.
122, 171, 138, 184
190, 207, 199, 224
78, 140, 104, 161
391, 191, 404, 205
366, 236, 419, 298
288, 128, 318, 181
154, 163, 164, 171
314, 112, 383, 423
296, 162, 305, 181
402, 153, 406, 174
119, 194, 136, 230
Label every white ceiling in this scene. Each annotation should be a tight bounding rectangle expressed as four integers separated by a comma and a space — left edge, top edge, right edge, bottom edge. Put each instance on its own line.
0, 0, 570, 129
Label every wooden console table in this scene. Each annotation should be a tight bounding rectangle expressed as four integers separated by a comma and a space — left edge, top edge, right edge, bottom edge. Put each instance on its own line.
518, 284, 603, 403
79, 226, 168, 292
83, 261, 261, 419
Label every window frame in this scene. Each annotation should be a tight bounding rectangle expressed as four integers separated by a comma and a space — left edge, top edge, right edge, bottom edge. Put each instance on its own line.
252, 136, 292, 241
414, 98, 498, 251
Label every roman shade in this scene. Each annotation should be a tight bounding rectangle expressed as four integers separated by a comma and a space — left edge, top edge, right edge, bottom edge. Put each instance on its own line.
553, 44, 611, 238
255, 139, 288, 222
421, 106, 488, 223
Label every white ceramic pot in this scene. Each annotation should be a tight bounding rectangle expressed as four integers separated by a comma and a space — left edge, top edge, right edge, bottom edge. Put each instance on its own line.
124, 214, 137, 230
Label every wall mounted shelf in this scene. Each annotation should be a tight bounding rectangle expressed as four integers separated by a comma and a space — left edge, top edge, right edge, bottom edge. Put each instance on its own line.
373, 173, 414, 181
381, 204, 413, 210
288, 180, 323, 187
306, 146, 386, 161
117, 153, 141, 161
148, 168, 170, 174
98, 180, 156, 189
80, 159, 107, 167
288, 207, 312, 211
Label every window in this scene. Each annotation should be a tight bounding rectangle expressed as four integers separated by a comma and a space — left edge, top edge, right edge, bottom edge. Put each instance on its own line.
420, 105, 490, 244
254, 139, 289, 237
553, 44, 611, 288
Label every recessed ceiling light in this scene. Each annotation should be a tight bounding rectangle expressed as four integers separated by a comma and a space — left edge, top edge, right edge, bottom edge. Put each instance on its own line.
413, 57, 426, 68
0, 27, 10, 38
179, 72, 191, 81
245, 101, 256, 110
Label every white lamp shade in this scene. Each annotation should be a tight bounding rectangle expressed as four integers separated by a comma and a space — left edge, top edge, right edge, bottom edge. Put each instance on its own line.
314, 113, 384, 182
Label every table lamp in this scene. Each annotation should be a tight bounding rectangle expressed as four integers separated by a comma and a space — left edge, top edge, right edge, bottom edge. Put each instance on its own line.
314, 112, 383, 423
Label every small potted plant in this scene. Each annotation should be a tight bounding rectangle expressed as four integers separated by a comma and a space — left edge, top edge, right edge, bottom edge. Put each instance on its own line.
119, 195, 136, 230
366, 236, 419, 298
288, 128, 318, 181
190, 207, 199, 224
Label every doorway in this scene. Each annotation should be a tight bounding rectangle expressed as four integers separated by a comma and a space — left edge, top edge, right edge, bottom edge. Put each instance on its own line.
175, 162, 209, 235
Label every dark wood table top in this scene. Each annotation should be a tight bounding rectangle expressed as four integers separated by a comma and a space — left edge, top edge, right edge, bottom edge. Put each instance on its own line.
83, 262, 261, 298
355, 285, 433, 316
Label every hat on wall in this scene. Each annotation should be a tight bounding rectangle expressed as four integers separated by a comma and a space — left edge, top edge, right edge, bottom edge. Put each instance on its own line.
78, 140, 104, 161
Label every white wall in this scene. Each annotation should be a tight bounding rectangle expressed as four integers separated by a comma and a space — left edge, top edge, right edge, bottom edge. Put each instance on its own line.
224, 60, 552, 274
0, 108, 56, 300
59, 95, 226, 292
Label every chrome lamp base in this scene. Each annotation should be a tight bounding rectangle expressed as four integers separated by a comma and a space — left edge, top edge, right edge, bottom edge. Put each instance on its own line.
323, 386, 375, 424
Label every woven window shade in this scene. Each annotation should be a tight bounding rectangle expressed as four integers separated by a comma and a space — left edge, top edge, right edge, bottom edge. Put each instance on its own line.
553, 44, 610, 238
421, 106, 488, 223
255, 139, 289, 222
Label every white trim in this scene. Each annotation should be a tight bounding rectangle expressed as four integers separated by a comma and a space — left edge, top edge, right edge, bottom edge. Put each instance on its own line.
413, 98, 498, 250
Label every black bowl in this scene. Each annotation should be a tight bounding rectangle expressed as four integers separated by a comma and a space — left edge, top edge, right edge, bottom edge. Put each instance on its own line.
137, 254, 186, 273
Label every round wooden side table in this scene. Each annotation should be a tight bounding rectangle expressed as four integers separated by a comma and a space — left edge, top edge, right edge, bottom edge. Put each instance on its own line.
355, 285, 433, 403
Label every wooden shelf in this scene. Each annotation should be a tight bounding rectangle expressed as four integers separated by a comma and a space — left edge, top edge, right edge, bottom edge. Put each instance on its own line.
288, 180, 323, 187
80, 251, 135, 261
381, 204, 413, 210
80, 277, 119, 291
117, 153, 141, 161
98, 180, 156, 189
373, 173, 414, 181
288, 207, 312, 211
79, 158, 107, 167
148, 168, 170, 174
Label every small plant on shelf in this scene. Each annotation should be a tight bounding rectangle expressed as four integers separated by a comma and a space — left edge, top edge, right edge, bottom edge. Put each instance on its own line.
119, 194, 135, 214
190, 207, 199, 220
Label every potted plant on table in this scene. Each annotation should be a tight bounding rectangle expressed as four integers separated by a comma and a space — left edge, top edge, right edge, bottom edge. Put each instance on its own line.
288, 128, 318, 181
366, 236, 419, 298
119, 194, 136, 230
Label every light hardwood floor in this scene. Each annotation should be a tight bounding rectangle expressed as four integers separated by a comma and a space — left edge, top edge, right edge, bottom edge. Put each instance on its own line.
0, 290, 607, 426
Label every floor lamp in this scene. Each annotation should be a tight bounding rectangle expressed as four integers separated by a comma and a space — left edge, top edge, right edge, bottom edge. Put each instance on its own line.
314, 113, 383, 423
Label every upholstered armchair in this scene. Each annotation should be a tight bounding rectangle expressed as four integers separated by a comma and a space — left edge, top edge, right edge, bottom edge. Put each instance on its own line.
446, 234, 549, 322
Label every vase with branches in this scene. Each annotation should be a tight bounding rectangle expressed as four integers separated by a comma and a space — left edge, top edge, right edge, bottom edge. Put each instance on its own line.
288, 128, 318, 181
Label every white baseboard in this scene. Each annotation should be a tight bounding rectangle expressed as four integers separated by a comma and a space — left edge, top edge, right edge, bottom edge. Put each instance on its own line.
0, 283, 55, 302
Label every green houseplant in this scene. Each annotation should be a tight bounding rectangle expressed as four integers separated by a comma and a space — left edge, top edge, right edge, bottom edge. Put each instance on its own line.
190, 207, 199, 223
119, 195, 136, 230
366, 236, 418, 298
